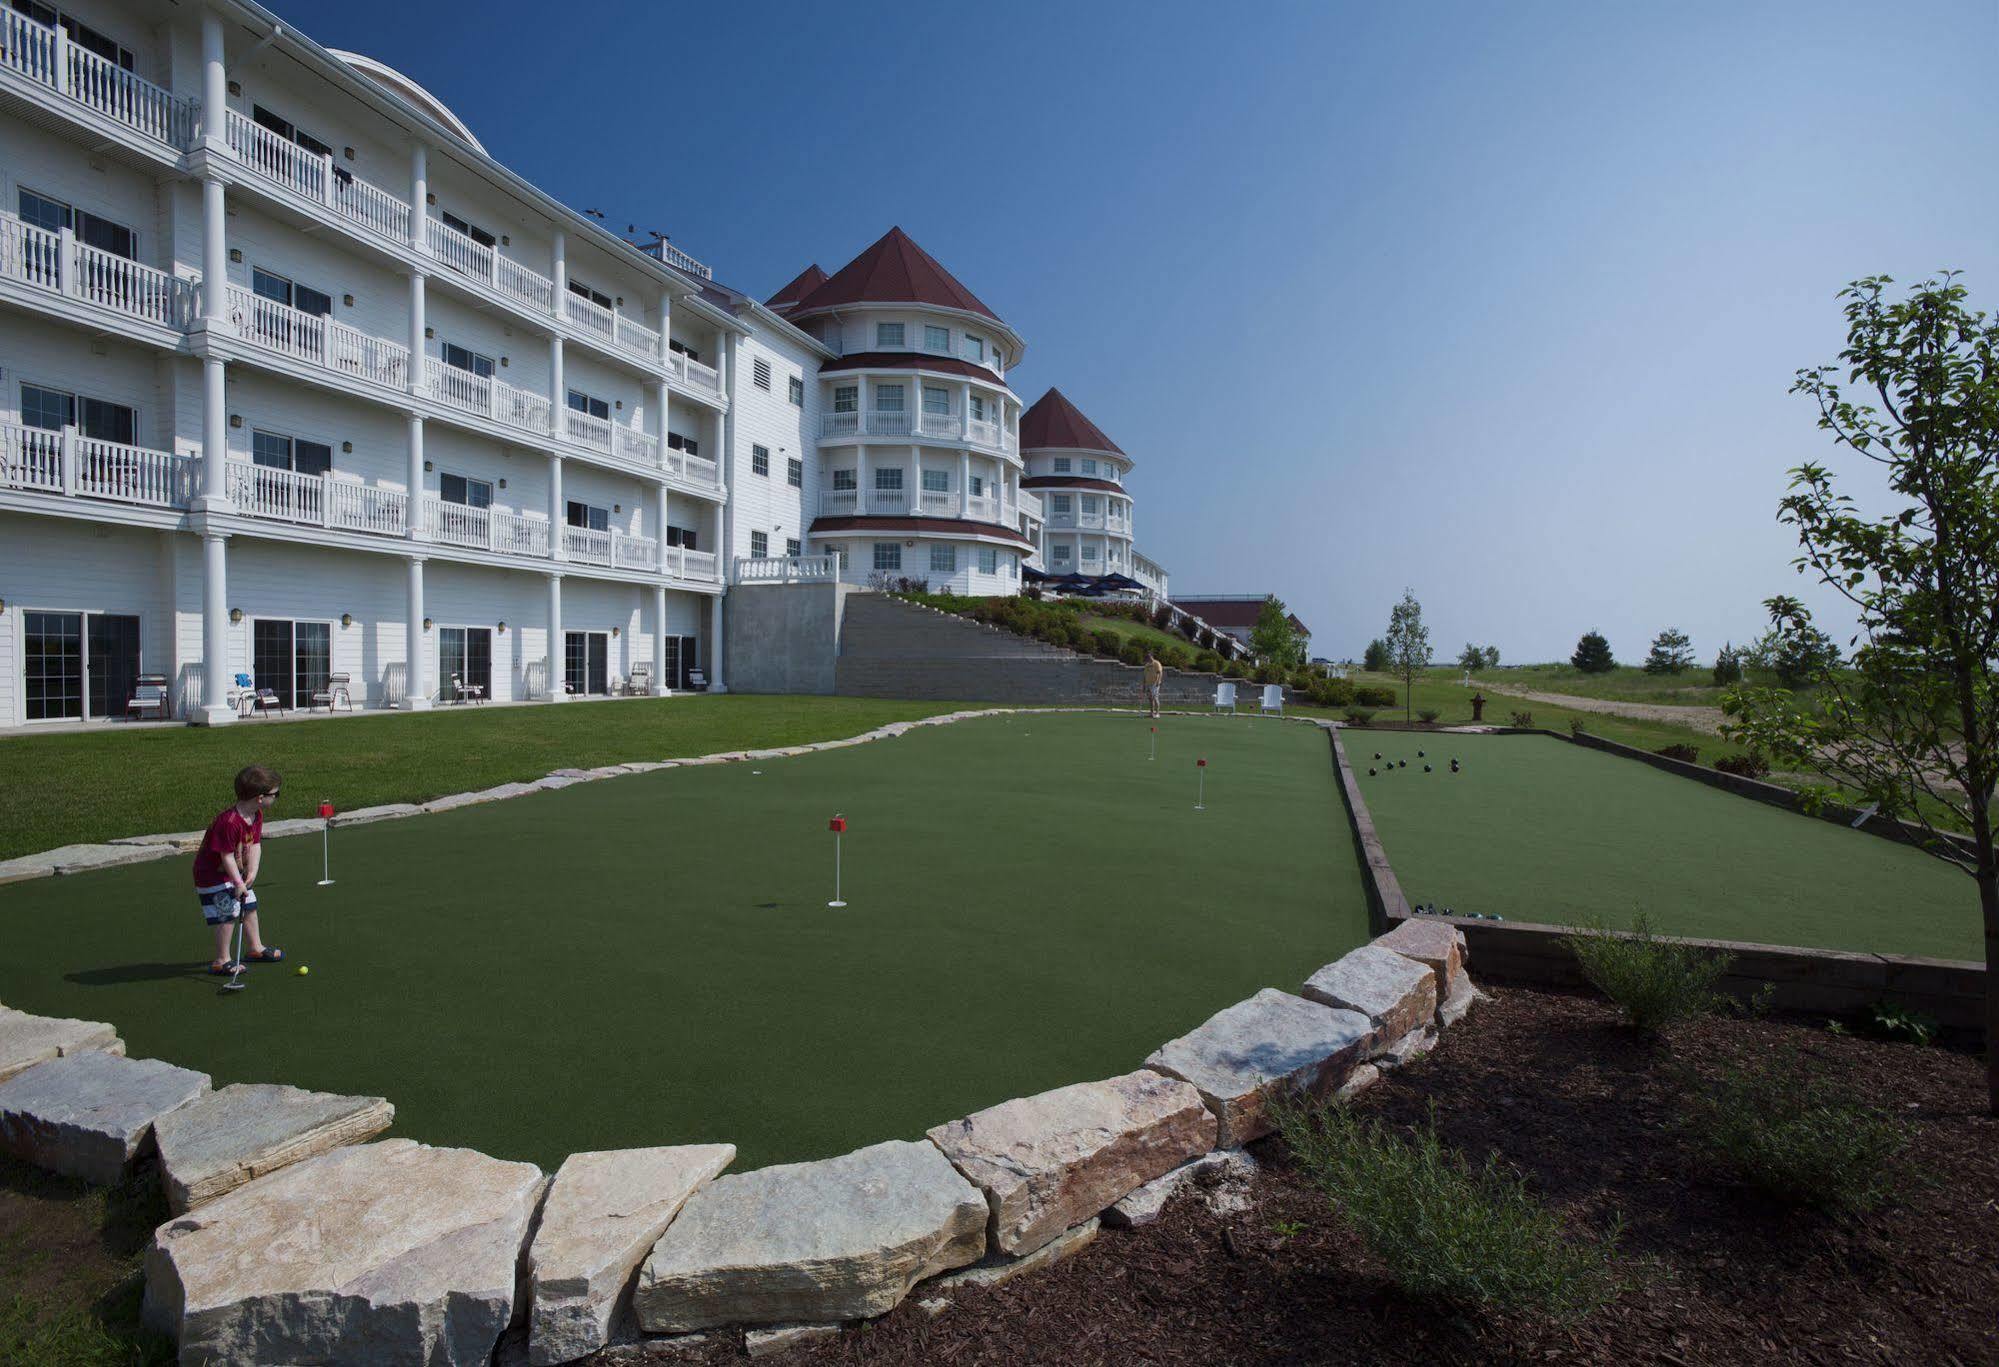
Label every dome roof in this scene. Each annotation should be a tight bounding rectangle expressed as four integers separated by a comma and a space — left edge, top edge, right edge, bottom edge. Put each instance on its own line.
1020, 387, 1125, 457
794, 227, 1001, 323
331, 50, 486, 154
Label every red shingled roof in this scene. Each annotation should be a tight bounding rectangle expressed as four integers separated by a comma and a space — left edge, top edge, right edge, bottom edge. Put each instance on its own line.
766, 264, 827, 314
1019, 388, 1125, 457
794, 227, 1000, 322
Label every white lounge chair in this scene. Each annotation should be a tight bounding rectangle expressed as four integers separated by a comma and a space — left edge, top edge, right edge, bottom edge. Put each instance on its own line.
1213, 681, 1237, 714
311, 673, 353, 712
1260, 683, 1285, 716
126, 674, 170, 722
626, 662, 653, 696
450, 674, 485, 705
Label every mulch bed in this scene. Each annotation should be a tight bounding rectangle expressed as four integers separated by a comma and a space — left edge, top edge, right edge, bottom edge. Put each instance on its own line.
620, 985, 1998, 1365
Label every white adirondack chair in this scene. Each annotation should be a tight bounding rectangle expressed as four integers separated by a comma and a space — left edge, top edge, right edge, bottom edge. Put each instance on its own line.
1260, 683, 1285, 715
1213, 681, 1237, 714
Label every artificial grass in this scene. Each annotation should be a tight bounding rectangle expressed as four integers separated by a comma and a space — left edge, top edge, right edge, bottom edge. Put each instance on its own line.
1346, 731, 1978, 960
0, 713, 1368, 1172
0, 695, 970, 860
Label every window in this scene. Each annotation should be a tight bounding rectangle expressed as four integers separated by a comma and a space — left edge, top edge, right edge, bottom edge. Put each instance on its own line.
922, 469, 950, 494
874, 467, 903, 491
252, 619, 330, 711
565, 631, 609, 696
1052, 544, 1072, 564
251, 430, 333, 477
750, 530, 769, 558
752, 358, 772, 391
1081, 458, 1097, 475
979, 546, 998, 574
875, 322, 905, 348
1051, 493, 1073, 515
439, 627, 493, 699
438, 473, 493, 508
1052, 457, 1071, 473
832, 385, 858, 414
788, 376, 804, 406
19, 384, 135, 443
963, 334, 985, 363
251, 267, 331, 317
836, 545, 851, 570
751, 444, 770, 477
1082, 495, 1102, 515
665, 525, 699, 549
567, 389, 610, 419
924, 324, 949, 352
16, 4, 134, 69
832, 468, 856, 491
969, 475, 984, 497
930, 545, 956, 573
438, 209, 496, 248
566, 277, 611, 309
786, 537, 802, 558
442, 342, 495, 377
1082, 543, 1100, 561
669, 338, 701, 363
19, 188, 136, 261
565, 501, 610, 531
922, 386, 950, 416
873, 542, 902, 571
787, 457, 803, 488
874, 383, 905, 413
969, 393, 988, 422
666, 430, 699, 456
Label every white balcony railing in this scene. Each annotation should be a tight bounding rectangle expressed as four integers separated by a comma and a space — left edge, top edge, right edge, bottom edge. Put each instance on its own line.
614, 312, 661, 359
564, 408, 612, 452
821, 411, 859, 437
563, 290, 615, 342
226, 110, 412, 243
225, 460, 408, 537
1016, 489, 1043, 522
497, 254, 555, 313
668, 546, 721, 582
668, 352, 721, 397
663, 446, 720, 489
227, 286, 414, 388
615, 426, 658, 464
2, 422, 196, 508
917, 412, 959, 439
1, 212, 199, 330
817, 407, 1013, 454
734, 554, 837, 584
423, 357, 553, 435
2, 9, 195, 148
967, 494, 998, 522
918, 489, 954, 515
564, 524, 611, 565
612, 532, 659, 572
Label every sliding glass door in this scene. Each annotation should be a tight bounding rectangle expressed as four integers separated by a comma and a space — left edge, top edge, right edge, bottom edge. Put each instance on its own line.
252, 619, 331, 708
564, 631, 608, 696
21, 610, 140, 721
439, 627, 493, 699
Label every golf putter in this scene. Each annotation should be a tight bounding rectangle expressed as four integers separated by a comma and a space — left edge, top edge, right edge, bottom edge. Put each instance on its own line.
224, 901, 247, 992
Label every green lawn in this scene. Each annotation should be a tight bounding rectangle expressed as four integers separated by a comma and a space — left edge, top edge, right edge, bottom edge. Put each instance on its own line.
1474, 661, 1823, 708
1075, 612, 1197, 655
1346, 731, 1978, 960
0, 696, 973, 860
0, 712, 1368, 1172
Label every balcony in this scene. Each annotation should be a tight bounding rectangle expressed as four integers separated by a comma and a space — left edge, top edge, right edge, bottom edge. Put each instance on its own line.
227, 458, 410, 535
663, 349, 721, 398
820, 409, 1015, 455
427, 216, 554, 312
1, 212, 199, 332
226, 110, 414, 244
733, 554, 838, 584
429, 499, 548, 557
662, 444, 720, 490
817, 489, 1033, 530
423, 356, 553, 435
3, 422, 195, 509
1, 8, 195, 149
228, 285, 411, 388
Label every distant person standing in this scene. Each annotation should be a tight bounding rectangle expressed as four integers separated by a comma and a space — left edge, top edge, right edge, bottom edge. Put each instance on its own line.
1143, 651, 1164, 717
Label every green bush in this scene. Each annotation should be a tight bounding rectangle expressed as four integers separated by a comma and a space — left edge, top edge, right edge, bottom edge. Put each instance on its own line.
1160, 645, 1192, 671
1566, 914, 1731, 1033
1655, 743, 1701, 764
1091, 629, 1123, 658
1274, 1101, 1622, 1321
1196, 651, 1225, 675
1223, 660, 1250, 679
1714, 752, 1772, 780
1316, 678, 1355, 707
1355, 685, 1396, 708
1418, 708, 1440, 723
1119, 641, 1145, 666
1345, 708, 1376, 725
1681, 1053, 1912, 1211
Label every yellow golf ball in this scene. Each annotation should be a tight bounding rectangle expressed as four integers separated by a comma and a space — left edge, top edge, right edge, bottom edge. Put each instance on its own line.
296, 965, 310, 977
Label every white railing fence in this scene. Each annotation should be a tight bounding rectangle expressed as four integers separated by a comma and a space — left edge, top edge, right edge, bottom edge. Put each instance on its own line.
3, 212, 198, 330
564, 408, 613, 452
663, 447, 721, 488
2, 9, 195, 148
733, 554, 837, 584
1, 423, 194, 507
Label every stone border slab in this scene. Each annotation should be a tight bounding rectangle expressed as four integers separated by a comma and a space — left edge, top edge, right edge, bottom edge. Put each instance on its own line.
0, 1008, 125, 1085
0, 1051, 210, 1184
152, 1083, 395, 1214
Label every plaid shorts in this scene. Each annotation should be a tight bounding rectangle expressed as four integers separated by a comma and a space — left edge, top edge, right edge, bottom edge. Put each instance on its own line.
197, 884, 259, 926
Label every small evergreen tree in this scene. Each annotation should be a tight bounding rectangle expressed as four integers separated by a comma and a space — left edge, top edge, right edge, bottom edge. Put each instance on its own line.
1644, 628, 1695, 675
1713, 643, 1745, 686
1384, 589, 1432, 721
1363, 637, 1391, 672
1571, 630, 1616, 674
1249, 597, 1305, 669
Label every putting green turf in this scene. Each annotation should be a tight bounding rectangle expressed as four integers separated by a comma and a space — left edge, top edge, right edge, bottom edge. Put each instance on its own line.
1346, 731, 1978, 960
0, 713, 1366, 1171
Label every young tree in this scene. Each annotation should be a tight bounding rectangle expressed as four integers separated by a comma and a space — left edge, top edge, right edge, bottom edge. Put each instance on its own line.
1482, 644, 1502, 669
1644, 628, 1696, 675
1571, 630, 1616, 674
1363, 637, 1391, 673
1456, 643, 1484, 673
1720, 273, 1999, 1112
1384, 589, 1432, 721
1768, 618, 1842, 687
1712, 643, 1745, 686
1248, 597, 1304, 669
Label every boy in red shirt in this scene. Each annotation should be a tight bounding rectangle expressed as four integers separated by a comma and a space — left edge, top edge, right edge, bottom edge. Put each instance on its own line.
195, 764, 285, 974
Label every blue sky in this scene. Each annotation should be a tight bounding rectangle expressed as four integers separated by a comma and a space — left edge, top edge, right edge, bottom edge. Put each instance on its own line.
286, 0, 1998, 663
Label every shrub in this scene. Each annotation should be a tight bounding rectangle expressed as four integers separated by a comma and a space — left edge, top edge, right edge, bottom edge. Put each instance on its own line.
1119, 641, 1145, 666
1317, 678, 1355, 708
1196, 651, 1225, 675
1568, 716, 1588, 737
1254, 662, 1284, 685
1160, 645, 1192, 671
1223, 660, 1250, 679
1274, 1101, 1622, 1321
1418, 708, 1440, 723
1091, 629, 1123, 658
1862, 1001, 1937, 1046
1355, 685, 1396, 708
1150, 601, 1174, 630
1714, 752, 1772, 780
1509, 710, 1536, 727
1345, 708, 1376, 725
1654, 743, 1701, 763
1681, 1053, 1912, 1211
1566, 913, 1731, 1033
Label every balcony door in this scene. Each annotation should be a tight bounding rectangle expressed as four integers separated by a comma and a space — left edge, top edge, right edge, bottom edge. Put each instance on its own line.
435, 472, 492, 546
439, 627, 493, 699
565, 631, 608, 696
18, 188, 136, 262
252, 618, 330, 709
20, 610, 140, 722
20, 383, 135, 444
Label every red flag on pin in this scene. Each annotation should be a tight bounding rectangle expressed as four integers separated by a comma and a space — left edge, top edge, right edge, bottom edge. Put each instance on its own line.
1197, 758, 1207, 768
318, 799, 335, 819
828, 816, 846, 833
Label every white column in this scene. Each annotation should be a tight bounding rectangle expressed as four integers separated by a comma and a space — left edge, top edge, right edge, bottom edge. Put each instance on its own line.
200, 10, 227, 154
550, 335, 565, 438
909, 446, 920, 514
406, 415, 425, 541
200, 177, 227, 327
960, 381, 973, 440
657, 480, 672, 557
856, 446, 868, 513
714, 331, 730, 396
552, 231, 567, 314
958, 450, 971, 518
198, 355, 228, 506
657, 288, 673, 365
654, 380, 671, 470
549, 455, 567, 561
403, 557, 430, 710
194, 533, 235, 726
410, 144, 428, 252
547, 573, 566, 701
407, 272, 425, 395
651, 584, 669, 695
708, 593, 726, 692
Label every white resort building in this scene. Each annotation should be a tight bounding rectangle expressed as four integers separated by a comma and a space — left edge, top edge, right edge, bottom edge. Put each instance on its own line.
1018, 388, 1168, 599
0, 0, 1172, 728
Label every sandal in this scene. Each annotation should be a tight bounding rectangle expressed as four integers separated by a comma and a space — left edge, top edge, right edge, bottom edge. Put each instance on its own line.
208, 961, 241, 976
243, 947, 285, 963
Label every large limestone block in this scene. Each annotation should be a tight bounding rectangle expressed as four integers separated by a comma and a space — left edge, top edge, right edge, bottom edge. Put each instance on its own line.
0, 844, 174, 882
1143, 989, 1374, 1146
1102, 1150, 1259, 1230
633, 1139, 986, 1332
0, 1008, 124, 1085
0, 1051, 209, 1183
330, 802, 422, 827
1374, 919, 1468, 994
924, 1217, 1100, 1296
926, 1070, 1215, 1256
1301, 945, 1438, 1044
262, 817, 332, 839
153, 1083, 395, 1213
527, 1144, 736, 1366
144, 1139, 544, 1366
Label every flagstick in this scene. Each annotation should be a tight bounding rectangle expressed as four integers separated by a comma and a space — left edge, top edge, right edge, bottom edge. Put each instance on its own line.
317, 800, 335, 885
1195, 758, 1206, 811
828, 814, 847, 908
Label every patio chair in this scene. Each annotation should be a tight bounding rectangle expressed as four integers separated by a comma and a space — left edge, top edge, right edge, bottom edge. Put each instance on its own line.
626, 662, 653, 696
450, 674, 486, 704
126, 674, 170, 722
231, 673, 256, 717
1260, 683, 1285, 716
249, 687, 287, 718
1213, 681, 1237, 714
311, 673, 353, 712
687, 668, 709, 692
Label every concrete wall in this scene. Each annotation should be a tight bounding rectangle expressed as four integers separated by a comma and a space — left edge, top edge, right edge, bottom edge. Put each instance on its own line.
725, 580, 852, 695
